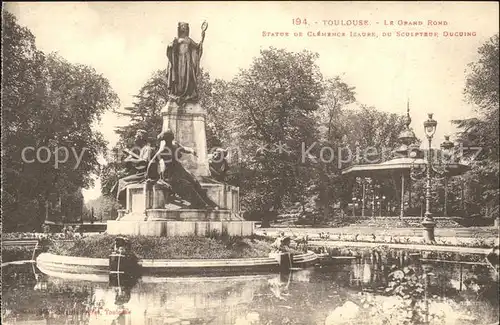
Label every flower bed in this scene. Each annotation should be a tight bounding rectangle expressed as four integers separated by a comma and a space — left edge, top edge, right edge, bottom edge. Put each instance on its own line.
351, 216, 466, 228
309, 233, 498, 248
3, 230, 96, 241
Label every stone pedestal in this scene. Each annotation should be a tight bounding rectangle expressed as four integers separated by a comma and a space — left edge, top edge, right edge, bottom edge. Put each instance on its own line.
107, 220, 255, 237
109, 99, 249, 237
202, 182, 240, 213
422, 219, 436, 243
117, 182, 241, 220
110, 180, 248, 236
161, 101, 210, 177
118, 183, 170, 220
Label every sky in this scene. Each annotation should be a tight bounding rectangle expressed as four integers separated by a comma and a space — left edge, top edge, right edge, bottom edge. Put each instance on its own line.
5, 1, 499, 202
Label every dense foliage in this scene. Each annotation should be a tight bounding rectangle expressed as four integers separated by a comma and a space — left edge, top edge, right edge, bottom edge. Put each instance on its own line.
452, 34, 499, 220
2, 12, 119, 231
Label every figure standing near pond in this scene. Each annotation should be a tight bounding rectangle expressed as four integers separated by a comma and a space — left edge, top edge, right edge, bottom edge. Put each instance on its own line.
147, 129, 218, 209
166, 21, 207, 104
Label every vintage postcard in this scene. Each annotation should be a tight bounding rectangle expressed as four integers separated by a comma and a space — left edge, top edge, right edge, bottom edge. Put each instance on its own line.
2, 2, 499, 325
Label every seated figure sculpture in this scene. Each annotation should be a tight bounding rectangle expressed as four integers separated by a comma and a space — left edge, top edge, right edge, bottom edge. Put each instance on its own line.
111, 130, 156, 206
209, 148, 229, 183
147, 129, 218, 209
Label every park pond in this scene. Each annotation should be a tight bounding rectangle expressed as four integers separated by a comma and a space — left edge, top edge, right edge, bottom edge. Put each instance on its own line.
2, 251, 499, 325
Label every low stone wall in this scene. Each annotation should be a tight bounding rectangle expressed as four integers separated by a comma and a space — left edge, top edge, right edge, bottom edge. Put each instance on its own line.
256, 228, 498, 247
107, 220, 255, 237
351, 216, 465, 228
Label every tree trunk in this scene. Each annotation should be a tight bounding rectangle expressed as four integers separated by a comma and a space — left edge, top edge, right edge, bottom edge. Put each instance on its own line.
320, 164, 331, 224
36, 196, 49, 232
261, 212, 271, 228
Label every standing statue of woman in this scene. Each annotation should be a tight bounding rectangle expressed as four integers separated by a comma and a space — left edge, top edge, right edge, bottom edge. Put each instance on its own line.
166, 21, 207, 104
147, 130, 218, 209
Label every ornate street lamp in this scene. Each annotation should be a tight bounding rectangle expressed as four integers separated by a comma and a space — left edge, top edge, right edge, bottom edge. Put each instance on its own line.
410, 114, 453, 243
440, 135, 454, 153
422, 113, 438, 242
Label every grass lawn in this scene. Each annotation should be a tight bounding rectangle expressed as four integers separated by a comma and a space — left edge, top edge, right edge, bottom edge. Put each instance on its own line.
48, 234, 284, 259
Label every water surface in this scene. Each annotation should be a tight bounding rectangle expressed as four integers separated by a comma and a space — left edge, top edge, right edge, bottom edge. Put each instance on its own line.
2, 254, 498, 325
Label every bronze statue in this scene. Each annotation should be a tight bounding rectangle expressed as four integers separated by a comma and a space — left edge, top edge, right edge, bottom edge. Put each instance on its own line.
111, 130, 155, 205
209, 148, 229, 182
147, 129, 218, 209
166, 21, 207, 104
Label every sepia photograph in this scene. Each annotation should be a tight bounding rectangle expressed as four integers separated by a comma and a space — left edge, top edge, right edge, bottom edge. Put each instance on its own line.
2, 2, 499, 324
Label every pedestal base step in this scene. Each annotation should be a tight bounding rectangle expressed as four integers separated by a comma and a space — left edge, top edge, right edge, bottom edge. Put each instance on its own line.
107, 220, 255, 237
117, 208, 243, 221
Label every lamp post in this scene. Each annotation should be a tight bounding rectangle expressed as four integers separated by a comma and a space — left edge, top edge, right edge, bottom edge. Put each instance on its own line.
422, 113, 438, 242
412, 133, 453, 243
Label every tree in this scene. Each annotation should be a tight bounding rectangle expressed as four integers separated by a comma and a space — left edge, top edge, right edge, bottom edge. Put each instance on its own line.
464, 34, 499, 113
2, 11, 46, 231
2, 12, 119, 231
312, 77, 357, 222
229, 48, 324, 221
114, 69, 167, 146
312, 89, 409, 223
342, 105, 409, 163
199, 71, 236, 149
453, 34, 499, 220
85, 195, 122, 221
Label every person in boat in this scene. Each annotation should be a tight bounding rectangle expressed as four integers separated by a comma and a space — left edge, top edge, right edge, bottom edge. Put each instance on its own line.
147, 129, 218, 209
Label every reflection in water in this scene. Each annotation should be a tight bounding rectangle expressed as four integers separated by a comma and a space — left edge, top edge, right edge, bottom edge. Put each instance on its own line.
1, 253, 499, 325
